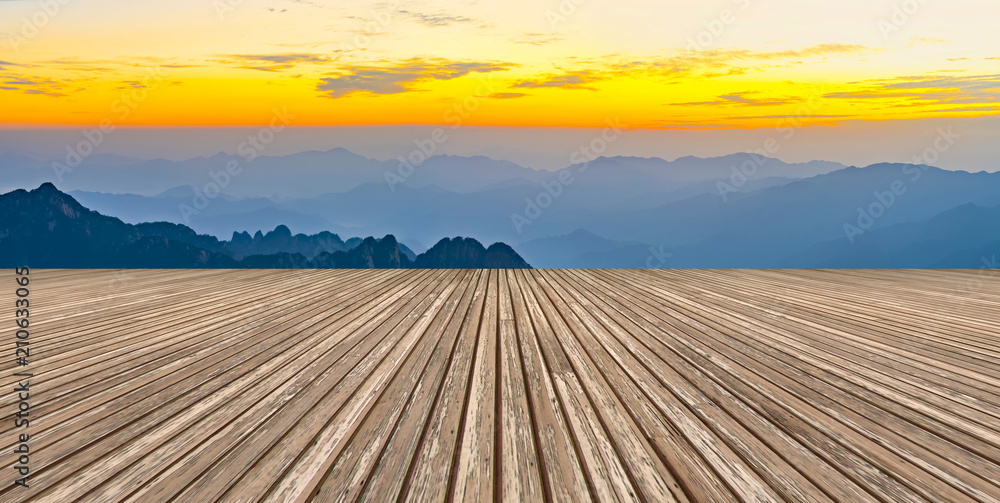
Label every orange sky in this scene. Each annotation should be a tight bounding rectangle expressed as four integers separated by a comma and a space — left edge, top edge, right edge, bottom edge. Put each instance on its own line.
1, 0, 999, 128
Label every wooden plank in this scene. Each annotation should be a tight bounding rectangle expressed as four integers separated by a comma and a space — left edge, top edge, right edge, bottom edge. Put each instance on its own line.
606, 270, 994, 502
357, 269, 483, 502
401, 270, 490, 503
2, 269, 999, 503
508, 269, 592, 503
450, 269, 499, 503
310, 270, 472, 502
496, 269, 545, 501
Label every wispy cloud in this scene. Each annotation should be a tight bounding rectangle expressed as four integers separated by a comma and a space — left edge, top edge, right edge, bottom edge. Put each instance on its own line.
218, 53, 333, 72
23, 88, 66, 97
666, 43, 870, 73
487, 92, 527, 99
515, 33, 566, 46
317, 58, 512, 98
500, 44, 868, 98
924, 106, 1000, 114
671, 91, 796, 107
880, 74, 1000, 91
909, 37, 950, 45
824, 74, 1000, 109
513, 71, 596, 90
565, 43, 872, 83
724, 114, 850, 120
397, 9, 474, 27
0, 72, 70, 97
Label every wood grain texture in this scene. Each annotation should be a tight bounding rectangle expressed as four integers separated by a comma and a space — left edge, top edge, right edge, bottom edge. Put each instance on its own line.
2, 269, 999, 502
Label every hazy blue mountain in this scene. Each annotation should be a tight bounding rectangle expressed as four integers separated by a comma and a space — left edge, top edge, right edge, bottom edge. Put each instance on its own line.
4, 148, 546, 199
586, 163, 1000, 267
3, 150, 852, 247
3, 148, 838, 201
786, 203, 1000, 268
582, 154, 842, 185
0, 184, 527, 269
394, 154, 545, 193
155, 185, 199, 198
518, 229, 654, 268
69, 190, 335, 238
6, 155, 998, 269
932, 243, 1000, 270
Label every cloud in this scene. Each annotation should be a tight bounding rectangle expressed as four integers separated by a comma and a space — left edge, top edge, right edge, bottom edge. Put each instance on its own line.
672, 91, 795, 107
487, 92, 527, 99
880, 74, 1000, 91
218, 53, 332, 71
824, 74, 1000, 109
500, 44, 865, 95
724, 114, 850, 120
924, 106, 1000, 114
910, 37, 950, 44
22, 57, 188, 74
317, 58, 512, 98
23, 89, 66, 97
515, 33, 566, 46
561, 43, 872, 84
668, 43, 868, 68
397, 10, 474, 27
113, 80, 148, 90
512, 72, 596, 90
748, 43, 869, 60
719, 92, 792, 105
0, 72, 70, 97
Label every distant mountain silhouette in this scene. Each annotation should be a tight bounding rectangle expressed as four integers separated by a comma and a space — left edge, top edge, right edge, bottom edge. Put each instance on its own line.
413, 237, 532, 269
787, 202, 1000, 268
586, 163, 1000, 267
5, 157, 998, 269
0, 183, 236, 268
0, 184, 529, 269
46, 150, 853, 246
519, 229, 653, 268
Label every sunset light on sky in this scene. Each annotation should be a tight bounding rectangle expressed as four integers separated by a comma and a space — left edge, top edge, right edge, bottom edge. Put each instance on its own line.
1, 0, 999, 129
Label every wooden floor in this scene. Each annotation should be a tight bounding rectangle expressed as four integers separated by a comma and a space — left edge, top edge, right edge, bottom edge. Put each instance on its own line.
2, 269, 1000, 502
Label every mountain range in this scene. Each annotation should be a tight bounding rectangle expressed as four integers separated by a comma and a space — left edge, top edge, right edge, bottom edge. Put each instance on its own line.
2, 149, 997, 268
0, 184, 531, 269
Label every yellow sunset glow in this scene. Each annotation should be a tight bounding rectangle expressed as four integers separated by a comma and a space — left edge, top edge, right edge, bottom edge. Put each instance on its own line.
1, 0, 998, 128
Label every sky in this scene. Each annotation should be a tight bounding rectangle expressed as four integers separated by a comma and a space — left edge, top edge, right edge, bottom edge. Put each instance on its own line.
2, 0, 999, 128
0, 0, 998, 168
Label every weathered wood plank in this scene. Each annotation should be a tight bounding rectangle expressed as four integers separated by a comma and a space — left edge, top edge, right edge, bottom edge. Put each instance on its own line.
2, 269, 999, 503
